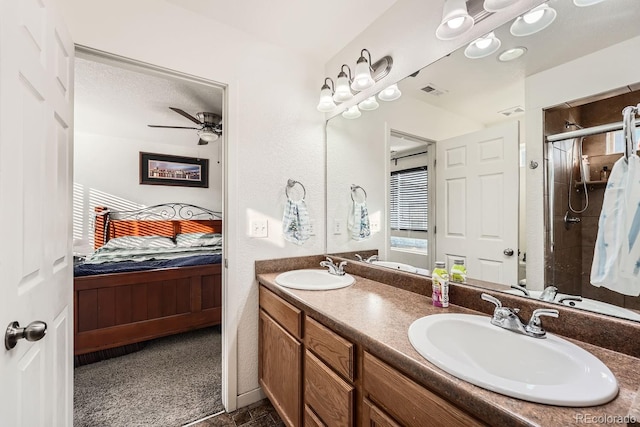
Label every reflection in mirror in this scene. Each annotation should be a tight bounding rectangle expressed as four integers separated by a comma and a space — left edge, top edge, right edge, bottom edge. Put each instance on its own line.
326, 0, 640, 322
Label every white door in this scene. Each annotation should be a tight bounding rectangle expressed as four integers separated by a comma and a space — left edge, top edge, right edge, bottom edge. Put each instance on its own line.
0, 1, 74, 426
436, 121, 519, 285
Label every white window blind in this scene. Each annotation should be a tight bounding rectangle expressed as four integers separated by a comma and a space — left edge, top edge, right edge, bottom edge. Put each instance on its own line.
390, 166, 428, 231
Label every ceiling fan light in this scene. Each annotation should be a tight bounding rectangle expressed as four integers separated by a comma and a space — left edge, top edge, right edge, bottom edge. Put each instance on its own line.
358, 96, 379, 111
436, 0, 474, 40
342, 105, 362, 120
378, 84, 401, 102
510, 4, 557, 37
483, 0, 519, 12
351, 57, 375, 91
198, 128, 219, 142
464, 32, 501, 59
573, 0, 606, 5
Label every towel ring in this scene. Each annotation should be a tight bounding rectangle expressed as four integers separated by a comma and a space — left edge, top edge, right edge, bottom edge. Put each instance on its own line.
350, 184, 367, 202
286, 179, 306, 201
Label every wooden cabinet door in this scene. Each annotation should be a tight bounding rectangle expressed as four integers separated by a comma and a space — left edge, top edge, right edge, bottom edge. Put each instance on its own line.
362, 399, 401, 427
305, 350, 354, 427
259, 310, 302, 427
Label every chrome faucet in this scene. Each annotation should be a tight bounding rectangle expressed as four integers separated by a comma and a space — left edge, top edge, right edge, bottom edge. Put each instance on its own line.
539, 286, 558, 302
510, 284, 530, 297
481, 293, 559, 339
320, 257, 347, 276
355, 254, 378, 263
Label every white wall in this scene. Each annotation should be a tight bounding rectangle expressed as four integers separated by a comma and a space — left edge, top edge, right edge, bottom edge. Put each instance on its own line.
73, 131, 223, 249
58, 0, 326, 405
525, 35, 640, 291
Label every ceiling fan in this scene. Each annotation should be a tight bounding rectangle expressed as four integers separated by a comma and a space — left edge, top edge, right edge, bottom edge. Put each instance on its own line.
148, 107, 222, 145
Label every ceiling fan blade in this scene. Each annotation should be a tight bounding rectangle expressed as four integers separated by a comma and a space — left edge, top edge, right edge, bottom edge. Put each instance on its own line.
198, 139, 208, 145
169, 107, 202, 125
147, 125, 200, 129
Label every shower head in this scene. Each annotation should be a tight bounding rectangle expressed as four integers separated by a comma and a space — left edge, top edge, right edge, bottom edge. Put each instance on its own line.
565, 120, 584, 129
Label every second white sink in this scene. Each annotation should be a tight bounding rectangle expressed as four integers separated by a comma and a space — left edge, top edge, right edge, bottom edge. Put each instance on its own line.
408, 313, 618, 406
275, 269, 354, 290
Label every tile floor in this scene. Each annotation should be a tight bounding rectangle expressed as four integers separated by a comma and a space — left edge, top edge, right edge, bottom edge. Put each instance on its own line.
191, 399, 283, 427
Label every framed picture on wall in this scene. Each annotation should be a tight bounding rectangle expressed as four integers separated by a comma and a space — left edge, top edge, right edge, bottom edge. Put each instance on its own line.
139, 152, 209, 188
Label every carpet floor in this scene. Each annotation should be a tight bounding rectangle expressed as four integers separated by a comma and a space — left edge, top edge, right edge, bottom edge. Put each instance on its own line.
74, 326, 224, 427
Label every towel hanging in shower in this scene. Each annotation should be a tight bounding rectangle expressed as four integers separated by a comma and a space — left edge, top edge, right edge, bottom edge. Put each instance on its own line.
348, 200, 371, 241
590, 107, 640, 296
282, 198, 311, 245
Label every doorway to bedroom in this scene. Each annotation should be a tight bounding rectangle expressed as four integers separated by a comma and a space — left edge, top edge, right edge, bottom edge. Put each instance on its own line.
72, 48, 227, 426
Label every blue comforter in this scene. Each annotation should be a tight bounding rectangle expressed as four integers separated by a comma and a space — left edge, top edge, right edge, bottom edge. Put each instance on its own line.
74, 253, 222, 277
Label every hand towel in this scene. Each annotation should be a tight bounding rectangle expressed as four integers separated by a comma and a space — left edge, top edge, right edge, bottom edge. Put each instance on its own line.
282, 199, 311, 245
590, 153, 640, 296
348, 200, 371, 241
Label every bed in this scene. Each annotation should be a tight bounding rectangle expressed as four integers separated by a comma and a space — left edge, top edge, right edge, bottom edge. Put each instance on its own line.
73, 203, 223, 356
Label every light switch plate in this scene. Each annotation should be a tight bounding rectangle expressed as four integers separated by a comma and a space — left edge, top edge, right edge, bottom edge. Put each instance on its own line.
333, 219, 343, 235
250, 219, 268, 238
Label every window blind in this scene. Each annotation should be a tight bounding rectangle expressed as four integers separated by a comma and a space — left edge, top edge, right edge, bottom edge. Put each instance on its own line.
390, 167, 428, 231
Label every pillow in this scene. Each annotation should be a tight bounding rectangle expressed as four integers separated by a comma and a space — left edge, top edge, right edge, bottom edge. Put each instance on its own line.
176, 232, 223, 248
101, 235, 176, 250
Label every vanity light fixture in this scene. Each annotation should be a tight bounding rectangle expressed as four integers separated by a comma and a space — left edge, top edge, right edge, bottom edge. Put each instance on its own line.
342, 105, 362, 120
573, 0, 607, 6
378, 84, 402, 102
483, 0, 519, 12
464, 32, 501, 59
498, 46, 527, 62
333, 65, 354, 102
510, 4, 557, 37
351, 49, 376, 91
358, 96, 380, 111
436, 0, 474, 40
317, 78, 337, 112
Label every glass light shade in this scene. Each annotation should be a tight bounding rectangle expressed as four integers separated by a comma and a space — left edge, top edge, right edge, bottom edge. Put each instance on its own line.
351, 59, 375, 91
498, 47, 527, 62
198, 128, 219, 142
510, 4, 557, 37
464, 32, 501, 59
436, 0, 474, 40
573, 0, 606, 5
342, 105, 362, 120
317, 86, 336, 112
483, 0, 518, 12
378, 84, 401, 102
358, 96, 379, 111
333, 74, 353, 102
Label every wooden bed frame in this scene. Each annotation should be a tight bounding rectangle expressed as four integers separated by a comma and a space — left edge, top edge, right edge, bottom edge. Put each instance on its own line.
74, 204, 223, 356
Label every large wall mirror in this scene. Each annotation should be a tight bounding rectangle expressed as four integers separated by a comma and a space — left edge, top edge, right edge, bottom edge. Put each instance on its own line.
326, 0, 640, 322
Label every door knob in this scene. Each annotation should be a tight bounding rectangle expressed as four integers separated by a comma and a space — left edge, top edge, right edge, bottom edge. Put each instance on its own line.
503, 248, 514, 257
5, 321, 47, 350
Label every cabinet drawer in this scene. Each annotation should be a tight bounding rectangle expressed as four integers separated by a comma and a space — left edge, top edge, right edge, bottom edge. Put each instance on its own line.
363, 352, 486, 427
305, 350, 354, 427
305, 316, 354, 381
259, 285, 302, 339
362, 398, 401, 427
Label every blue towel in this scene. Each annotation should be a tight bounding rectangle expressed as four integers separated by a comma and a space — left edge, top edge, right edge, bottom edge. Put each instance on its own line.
282, 199, 310, 245
348, 200, 371, 241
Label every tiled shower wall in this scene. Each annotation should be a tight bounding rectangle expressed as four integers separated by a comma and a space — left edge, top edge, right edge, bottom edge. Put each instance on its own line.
544, 90, 640, 312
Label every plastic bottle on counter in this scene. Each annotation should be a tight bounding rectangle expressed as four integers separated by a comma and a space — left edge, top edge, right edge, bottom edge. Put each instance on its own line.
432, 261, 449, 308
450, 259, 467, 283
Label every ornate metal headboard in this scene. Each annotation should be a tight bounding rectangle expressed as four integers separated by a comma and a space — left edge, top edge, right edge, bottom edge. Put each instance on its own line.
94, 203, 223, 249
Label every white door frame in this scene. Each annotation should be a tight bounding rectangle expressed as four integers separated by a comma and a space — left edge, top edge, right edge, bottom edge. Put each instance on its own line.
73, 45, 237, 410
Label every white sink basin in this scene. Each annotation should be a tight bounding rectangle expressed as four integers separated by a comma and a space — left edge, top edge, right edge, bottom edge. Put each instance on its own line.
506, 290, 640, 322
408, 313, 618, 406
275, 269, 354, 290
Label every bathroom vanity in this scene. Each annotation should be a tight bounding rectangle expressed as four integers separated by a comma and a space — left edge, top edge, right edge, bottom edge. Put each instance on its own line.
256, 255, 640, 427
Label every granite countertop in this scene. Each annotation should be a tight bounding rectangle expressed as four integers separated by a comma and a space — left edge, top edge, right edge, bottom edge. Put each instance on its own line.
257, 271, 640, 427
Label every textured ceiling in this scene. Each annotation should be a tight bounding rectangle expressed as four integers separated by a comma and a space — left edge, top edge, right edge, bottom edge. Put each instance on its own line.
164, 0, 400, 61
74, 56, 224, 147
399, 0, 640, 126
